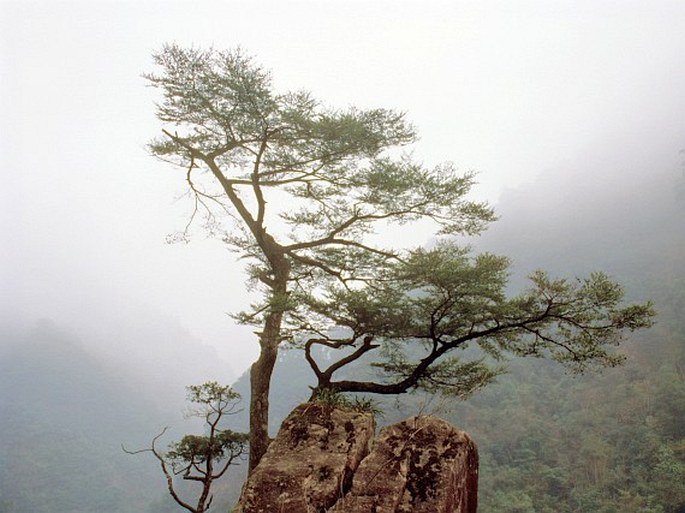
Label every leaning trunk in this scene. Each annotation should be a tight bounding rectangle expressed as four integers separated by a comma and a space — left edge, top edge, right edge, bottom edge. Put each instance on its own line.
248, 319, 280, 472
248, 252, 289, 472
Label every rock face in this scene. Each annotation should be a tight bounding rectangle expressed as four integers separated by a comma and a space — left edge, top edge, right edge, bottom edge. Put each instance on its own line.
235, 402, 376, 513
330, 415, 478, 513
236, 403, 478, 513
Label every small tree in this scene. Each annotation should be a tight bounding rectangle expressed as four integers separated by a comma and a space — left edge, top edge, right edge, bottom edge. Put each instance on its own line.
124, 382, 247, 513
144, 45, 655, 471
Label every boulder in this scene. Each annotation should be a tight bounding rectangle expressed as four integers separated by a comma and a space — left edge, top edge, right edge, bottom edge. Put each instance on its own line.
329, 415, 478, 513
235, 402, 375, 513
235, 406, 477, 513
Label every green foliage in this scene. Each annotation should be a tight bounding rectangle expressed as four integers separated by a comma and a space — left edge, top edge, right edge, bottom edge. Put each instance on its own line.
310, 388, 382, 416
145, 44, 500, 468
373, 356, 503, 399
163, 382, 247, 473
166, 431, 248, 473
146, 44, 656, 476
468, 327, 685, 513
221, 313, 684, 513
145, 44, 496, 339
186, 381, 239, 404
302, 240, 654, 397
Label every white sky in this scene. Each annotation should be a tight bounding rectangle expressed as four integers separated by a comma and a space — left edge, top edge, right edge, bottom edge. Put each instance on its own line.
2, 0, 684, 374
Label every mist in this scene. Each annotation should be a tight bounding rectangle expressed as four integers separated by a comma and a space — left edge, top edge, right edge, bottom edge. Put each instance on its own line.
3, 1, 684, 377
474, 134, 684, 287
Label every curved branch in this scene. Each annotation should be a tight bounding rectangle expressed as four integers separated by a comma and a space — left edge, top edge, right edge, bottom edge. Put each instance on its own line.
286, 251, 347, 284
123, 427, 197, 513
286, 238, 401, 261
320, 335, 380, 383
322, 305, 578, 396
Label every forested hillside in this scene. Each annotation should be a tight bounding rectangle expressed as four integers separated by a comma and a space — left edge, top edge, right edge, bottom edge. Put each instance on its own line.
223, 295, 683, 512
464, 158, 685, 512
0, 321, 165, 512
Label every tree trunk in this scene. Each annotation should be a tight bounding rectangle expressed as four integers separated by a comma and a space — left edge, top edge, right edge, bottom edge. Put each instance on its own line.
248, 245, 289, 472
248, 324, 280, 472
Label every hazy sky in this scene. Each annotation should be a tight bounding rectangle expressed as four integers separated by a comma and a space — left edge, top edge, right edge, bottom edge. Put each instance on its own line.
2, 0, 684, 374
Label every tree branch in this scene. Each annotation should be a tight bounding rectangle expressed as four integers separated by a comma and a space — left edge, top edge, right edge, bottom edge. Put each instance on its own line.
252, 133, 270, 226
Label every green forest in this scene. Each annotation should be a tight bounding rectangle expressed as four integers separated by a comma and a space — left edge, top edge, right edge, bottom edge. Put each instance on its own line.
216, 162, 685, 512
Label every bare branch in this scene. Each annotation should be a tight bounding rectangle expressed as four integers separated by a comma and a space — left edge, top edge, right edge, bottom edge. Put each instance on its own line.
252, 133, 270, 226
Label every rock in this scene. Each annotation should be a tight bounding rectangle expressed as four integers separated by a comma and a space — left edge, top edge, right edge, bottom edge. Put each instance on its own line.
235, 402, 375, 513
330, 415, 478, 513
235, 406, 478, 513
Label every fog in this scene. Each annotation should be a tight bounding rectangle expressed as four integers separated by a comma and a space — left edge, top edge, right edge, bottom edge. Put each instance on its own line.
2, 0, 684, 380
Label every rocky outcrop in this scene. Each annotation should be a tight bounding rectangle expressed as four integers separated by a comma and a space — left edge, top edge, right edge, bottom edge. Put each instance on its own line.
235, 402, 376, 513
236, 403, 478, 513
329, 415, 478, 513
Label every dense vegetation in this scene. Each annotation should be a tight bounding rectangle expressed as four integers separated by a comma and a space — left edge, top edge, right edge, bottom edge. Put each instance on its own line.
222, 285, 684, 512
144, 46, 654, 473
473, 333, 684, 512
462, 154, 685, 512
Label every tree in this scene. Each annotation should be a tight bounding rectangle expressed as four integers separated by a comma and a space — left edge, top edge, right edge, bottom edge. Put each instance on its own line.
144, 45, 654, 471
144, 45, 494, 470
124, 382, 247, 513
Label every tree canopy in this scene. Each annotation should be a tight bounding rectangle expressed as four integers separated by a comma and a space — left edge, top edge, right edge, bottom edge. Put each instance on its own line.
145, 44, 655, 471
303, 243, 654, 398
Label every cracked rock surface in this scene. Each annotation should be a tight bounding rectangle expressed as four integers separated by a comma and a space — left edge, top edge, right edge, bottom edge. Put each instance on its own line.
235, 403, 375, 513
235, 404, 477, 513
330, 415, 478, 513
